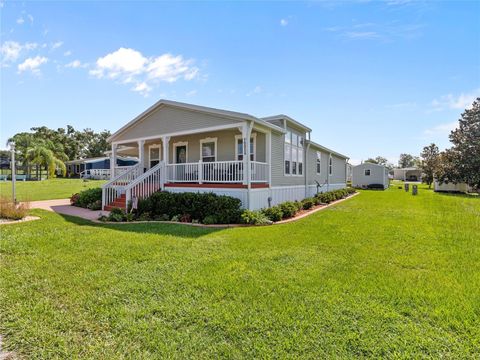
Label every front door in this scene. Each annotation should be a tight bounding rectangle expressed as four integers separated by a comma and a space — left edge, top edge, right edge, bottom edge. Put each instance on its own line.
176, 145, 187, 164
149, 146, 160, 168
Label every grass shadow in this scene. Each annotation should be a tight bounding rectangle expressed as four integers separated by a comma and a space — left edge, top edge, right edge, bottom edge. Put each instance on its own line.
53, 211, 222, 239
435, 191, 479, 199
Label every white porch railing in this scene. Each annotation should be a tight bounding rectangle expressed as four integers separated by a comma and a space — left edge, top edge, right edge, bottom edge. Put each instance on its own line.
81, 169, 111, 179
114, 166, 138, 178
166, 160, 269, 184
102, 164, 142, 208
250, 161, 269, 183
125, 162, 164, 206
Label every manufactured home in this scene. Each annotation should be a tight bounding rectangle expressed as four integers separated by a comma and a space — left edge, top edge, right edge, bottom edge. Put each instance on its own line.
102, 100, 349, 210
352, 163, 389, 189
66, 156, 138, 179
434, 180, 471, 193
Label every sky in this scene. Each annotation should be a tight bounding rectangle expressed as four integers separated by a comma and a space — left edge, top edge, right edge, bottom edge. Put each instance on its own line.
1, 0, 479, 165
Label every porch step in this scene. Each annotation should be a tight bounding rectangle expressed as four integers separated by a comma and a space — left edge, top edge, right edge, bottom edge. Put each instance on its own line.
104, 195, 127, 211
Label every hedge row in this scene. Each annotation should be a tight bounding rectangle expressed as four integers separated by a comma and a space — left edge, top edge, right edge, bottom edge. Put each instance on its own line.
242, 187, 356, 225
131, 191, 243, 224
71, 188, 102, 210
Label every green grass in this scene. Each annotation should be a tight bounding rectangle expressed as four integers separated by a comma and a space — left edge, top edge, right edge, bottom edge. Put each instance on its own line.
0, 178, 106, 201
1, 184, 479, 358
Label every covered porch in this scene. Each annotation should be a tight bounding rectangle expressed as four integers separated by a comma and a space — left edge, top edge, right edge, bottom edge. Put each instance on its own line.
110, 123, 271, 186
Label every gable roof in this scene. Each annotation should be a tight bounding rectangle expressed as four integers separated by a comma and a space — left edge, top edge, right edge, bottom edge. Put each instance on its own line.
108, 99, 284, 142
262, 114, 312, 132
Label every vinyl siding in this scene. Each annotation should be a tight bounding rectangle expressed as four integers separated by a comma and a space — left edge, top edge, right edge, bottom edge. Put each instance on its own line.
352, 163, 387, 188
271, 130, 306, 186
114, 105, 243, 142
306, 147, 329, 185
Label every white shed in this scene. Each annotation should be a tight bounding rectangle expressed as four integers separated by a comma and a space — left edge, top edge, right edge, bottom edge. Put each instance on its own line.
352, 163, 389, 189
434, 181, 471, 193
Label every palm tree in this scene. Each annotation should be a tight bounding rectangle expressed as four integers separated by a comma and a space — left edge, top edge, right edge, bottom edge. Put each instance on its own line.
27, 142, 66, 179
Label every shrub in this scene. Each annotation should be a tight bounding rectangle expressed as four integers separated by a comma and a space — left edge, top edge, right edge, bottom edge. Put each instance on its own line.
262, 206, 283, 222
367, 184, 385, 190
106, 207, 126, 222
241, 210, 271, 225
136, 191, 242, 224
87, 200, 102, 211
202, 215, 217, 225
302, 198, 315, 210
279, 201, 298, 219
73, 188, 102, 209
0, 197, 29, 220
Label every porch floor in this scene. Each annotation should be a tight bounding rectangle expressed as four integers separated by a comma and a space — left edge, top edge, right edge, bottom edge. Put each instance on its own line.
164, 182, 269, 189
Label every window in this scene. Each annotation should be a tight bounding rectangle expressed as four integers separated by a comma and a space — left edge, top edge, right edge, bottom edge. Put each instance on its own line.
329, 156, 333, 175
364, 169, 371, 176
200, 138, 217, 162
235, 135, 256, 161
284, 130, 304, 176
149, 145, 161, 167
316, 152, 321, 174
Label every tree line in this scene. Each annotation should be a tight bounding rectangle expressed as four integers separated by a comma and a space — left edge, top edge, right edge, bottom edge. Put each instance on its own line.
364, 98, 479, 190
4, 126, 111, 179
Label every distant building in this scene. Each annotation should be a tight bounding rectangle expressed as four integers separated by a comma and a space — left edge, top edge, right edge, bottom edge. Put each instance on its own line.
393, 167, 422, 182
352, 163, 389, 189
434, 181, 471, 193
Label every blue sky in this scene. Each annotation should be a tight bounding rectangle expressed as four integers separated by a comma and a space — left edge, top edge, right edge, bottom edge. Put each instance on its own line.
1, 0, 479, 164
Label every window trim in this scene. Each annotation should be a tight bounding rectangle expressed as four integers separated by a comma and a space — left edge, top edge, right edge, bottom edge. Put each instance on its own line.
148, 144, 162, 167
364, 169, 371, 176
316, 151, 321, 175
234, 133, 256, 161
329, 155, 333, 176
284, 130, 304, 177
199, 137, 217, 162
172, 141, 188, 164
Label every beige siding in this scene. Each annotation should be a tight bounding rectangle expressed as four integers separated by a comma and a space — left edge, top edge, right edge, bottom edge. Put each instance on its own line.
114, 105, 243, 142
330, 154, 347, 184
271, 131, 306, 186
352, 163, 387, 188
165, 129, 266, 163
266, 119, 284, 128
306, 147, 329, 185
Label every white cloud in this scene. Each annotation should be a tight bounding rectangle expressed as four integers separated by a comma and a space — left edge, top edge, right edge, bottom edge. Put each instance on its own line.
344, 31, 381, 39
280, 19, 288, 26
64, 50, 72, 56
51, 41, 63, 50
90, 47, 199, 95
16, 17, 25, 25
1, 41, 23, 62
65, 59, 87, 69
27, 14, 34, 25
186, 89, 197, 97
17, 56, 48, 74
424, 121, 458, 137
430, 89, 480, 112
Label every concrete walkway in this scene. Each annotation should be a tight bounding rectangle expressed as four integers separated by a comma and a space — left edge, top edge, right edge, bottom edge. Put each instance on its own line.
28, 199, 108, 221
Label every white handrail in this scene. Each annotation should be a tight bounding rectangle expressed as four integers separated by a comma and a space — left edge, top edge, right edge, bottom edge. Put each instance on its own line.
124, 162, 164, 207
102, 164, 141, 209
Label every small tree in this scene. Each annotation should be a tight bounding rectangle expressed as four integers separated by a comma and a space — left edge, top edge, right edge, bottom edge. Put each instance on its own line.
398, 153, 415, 168
420, 143, 439, 188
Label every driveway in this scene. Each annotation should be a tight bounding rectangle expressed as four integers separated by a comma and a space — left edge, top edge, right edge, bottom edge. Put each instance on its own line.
28, 199, 108, 221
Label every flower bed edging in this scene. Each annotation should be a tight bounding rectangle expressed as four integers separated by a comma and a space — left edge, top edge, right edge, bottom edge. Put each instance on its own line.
0, 216, 41, 226
95, 192, 359, 228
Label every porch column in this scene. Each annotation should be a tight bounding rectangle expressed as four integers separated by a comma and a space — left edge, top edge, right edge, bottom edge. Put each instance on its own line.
110, 143, 117, 179
138, 140, 145, 174
266, 131, 272, 186
162, 136, 170, 164
242, 123, 253, 186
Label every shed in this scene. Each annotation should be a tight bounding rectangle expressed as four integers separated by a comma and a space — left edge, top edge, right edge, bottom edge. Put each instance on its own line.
352, 163, 389, 189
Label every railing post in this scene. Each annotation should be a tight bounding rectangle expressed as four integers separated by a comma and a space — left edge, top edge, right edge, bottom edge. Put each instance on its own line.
198, 160, 203, 184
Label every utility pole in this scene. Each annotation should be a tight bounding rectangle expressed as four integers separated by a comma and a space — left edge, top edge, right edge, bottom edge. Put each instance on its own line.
11, 142, 16, 204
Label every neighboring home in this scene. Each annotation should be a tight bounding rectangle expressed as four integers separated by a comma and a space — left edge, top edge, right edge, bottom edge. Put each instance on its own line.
102, 100, 349, 210
434, 180, 471, 193
66, 156, 138, 179
352, 163, 389, 189
346, 163, 353, 183
393, 167, 422, 182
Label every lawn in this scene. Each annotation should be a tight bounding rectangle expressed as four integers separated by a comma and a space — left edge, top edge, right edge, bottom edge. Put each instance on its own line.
0, 178, 106, 201
1, 184, 479, 358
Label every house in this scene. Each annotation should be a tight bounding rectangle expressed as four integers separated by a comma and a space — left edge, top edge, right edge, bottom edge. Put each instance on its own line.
346, 163, 353, 183
393, 167, 422, 182
352, 163, 389, 189
102, 100, 349, 211
434, 180, 471, 193
66, 156, 138, 179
